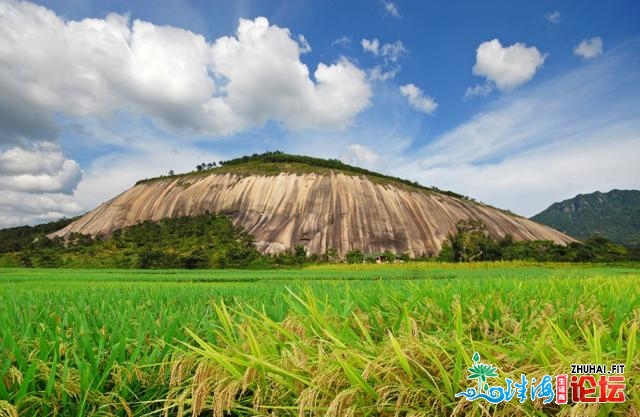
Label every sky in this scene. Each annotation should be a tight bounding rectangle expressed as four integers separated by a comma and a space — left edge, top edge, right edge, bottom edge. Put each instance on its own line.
1, 0, 639, 228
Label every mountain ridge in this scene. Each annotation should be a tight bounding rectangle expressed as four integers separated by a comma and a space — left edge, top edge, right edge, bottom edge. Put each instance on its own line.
135, 151, 471, 201
531, 189, 640, 247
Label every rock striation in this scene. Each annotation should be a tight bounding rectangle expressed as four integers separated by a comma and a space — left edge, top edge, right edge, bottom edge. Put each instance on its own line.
50, 171, 574, 256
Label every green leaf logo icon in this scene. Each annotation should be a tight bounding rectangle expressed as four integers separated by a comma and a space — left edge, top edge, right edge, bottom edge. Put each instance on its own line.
466, 352, 498, 393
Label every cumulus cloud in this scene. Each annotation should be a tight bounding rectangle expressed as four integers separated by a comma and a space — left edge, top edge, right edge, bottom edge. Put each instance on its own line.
0, 191, 82, 228
399, 84, 438, 114
0, 2, 372, 227
383, 1, 400, 18
0, 95, 59, 145
471, 39, 547, 92
0, 143, 82, 194
544, 11, 561, 24
0, 142, 83, 227
0, 2, 371, 140
574, 37, 603, 59
210, 17, 371, 131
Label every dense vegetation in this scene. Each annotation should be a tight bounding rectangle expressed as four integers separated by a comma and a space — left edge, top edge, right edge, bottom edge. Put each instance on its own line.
437, 219, 640, 263
0, 217, 77, 253
0, 264, 638, 416
1, 216, 639, 269
531, 189, 640, 247
0, 214, 262, 269
136, 151, 470, 200
0, 214, 342, 268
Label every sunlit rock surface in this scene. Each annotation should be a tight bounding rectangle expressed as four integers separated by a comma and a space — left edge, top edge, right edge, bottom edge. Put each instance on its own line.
50, 172, 574, 255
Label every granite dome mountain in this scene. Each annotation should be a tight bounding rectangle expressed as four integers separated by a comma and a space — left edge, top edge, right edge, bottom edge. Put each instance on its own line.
50, 153, 573, 256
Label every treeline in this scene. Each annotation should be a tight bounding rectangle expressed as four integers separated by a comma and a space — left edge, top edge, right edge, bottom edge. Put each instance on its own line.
1, 216, 638, 269
137, 151, 468, 200
216, 151, 468, 199
0, 214, 263, 269
0, 217, 78, 253
436, 219, 640, 263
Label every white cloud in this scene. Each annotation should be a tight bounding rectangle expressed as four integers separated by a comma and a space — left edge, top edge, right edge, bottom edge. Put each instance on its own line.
0, 142, 83, 227
361, 38, 380, 55
0, 2, 372, 227
380, 41, 406, 62
210, 17, 371, 131
544, 11, 561, 24
369, 65, 400, 81
0, 2, 371, 141
399, 84, 438, 114
401, 47, 640, 216
0, 143, 82, 194
331, 36, 350, 47
341, 144, 381, 166
0, 191, 82, 228
361, 38, 406, 62
361, 38, 406, 81
472, 39, 547, 91
574, 37, 603, 59
298, 34, 311, 53
383, 1, 400, 18
404, 133, 640, 217
464, 83, 494, 100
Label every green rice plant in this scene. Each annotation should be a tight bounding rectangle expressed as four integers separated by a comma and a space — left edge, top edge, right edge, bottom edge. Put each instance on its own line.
1, 263, 638, 416
164, 277, 639, 416
0, 400, 18, 417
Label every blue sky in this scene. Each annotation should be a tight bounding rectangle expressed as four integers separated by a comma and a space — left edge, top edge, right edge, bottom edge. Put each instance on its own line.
0, 0, 639, 227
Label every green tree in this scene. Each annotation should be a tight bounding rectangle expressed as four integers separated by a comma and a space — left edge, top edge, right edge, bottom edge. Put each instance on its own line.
294, 245, 307, 263
437, 244, 454, 262
346, 249, 364, 264
447, 219, 494, 262
17, 251, 33, 267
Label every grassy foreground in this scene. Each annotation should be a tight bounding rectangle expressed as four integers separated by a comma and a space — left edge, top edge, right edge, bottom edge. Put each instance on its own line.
0, 262, 638, 416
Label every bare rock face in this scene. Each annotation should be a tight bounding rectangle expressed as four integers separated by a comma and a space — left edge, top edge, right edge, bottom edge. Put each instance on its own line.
50, 172, 574, 256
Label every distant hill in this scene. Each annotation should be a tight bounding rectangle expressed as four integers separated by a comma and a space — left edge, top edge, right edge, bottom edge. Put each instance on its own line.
531, 189, 640, 247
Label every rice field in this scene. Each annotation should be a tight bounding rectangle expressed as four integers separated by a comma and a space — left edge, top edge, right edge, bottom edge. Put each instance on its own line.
0, 262, 638, 416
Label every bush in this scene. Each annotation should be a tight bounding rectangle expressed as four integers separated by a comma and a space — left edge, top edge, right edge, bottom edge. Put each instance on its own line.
346, 249, 364, 264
